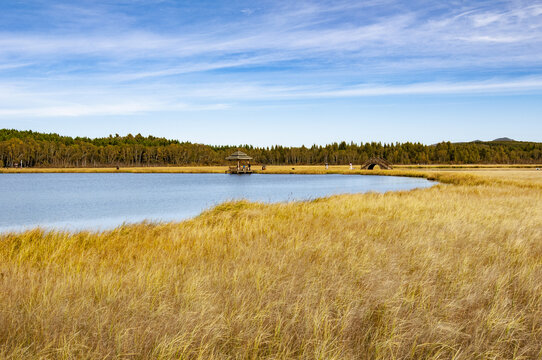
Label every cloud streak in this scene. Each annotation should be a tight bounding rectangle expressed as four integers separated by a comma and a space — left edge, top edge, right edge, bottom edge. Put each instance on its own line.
1, 1, 541, 69
0, 0, 541, 119
1, 77, 541, 118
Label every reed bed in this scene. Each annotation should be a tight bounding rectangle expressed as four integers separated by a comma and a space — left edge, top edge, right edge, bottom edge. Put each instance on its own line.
3, 164, 541, 174
0, 166, 230, 174
1, 170, 541, 359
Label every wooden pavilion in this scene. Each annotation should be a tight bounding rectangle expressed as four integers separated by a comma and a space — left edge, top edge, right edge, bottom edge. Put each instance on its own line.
226, 151, 253, 174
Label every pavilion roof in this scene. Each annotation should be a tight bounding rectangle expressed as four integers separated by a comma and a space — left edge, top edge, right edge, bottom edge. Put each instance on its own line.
225, 151, 253, 160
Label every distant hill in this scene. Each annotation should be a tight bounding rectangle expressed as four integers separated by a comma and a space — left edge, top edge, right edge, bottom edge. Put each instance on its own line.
492, 137, 516, 142
439, 138, 519, 145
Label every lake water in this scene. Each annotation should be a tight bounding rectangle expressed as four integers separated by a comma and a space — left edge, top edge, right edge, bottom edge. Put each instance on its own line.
0, 173, 434, 232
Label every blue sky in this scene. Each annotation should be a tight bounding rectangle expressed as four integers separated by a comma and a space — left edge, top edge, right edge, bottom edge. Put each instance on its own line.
0, 0, 541, 146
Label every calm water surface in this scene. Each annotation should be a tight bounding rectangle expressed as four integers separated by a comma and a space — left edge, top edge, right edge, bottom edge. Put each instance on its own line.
0, 173, 434, 232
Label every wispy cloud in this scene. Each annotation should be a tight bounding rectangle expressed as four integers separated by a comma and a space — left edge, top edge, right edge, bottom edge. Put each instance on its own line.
306, 77, 542, 98
168, 77, 542, 100
0, 103, 156, 117
0, 0, 541, 119
1, 76, 541, 118
0, 62, 33, 71
1, 1, 541, 66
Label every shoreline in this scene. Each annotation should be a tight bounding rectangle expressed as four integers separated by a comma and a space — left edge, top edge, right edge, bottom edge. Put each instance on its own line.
1, 163, 542, 174
0, 171, 438, 235
1, 167, 540, 236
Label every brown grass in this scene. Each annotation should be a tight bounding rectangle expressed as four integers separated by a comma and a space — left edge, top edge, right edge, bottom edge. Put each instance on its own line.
1, 169, 542, 359
3, 164, 541, 174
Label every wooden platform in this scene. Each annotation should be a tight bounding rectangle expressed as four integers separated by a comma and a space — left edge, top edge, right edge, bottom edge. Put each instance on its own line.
226, 166, 254, 174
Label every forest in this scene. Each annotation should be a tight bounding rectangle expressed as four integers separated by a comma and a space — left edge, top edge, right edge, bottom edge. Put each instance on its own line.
1, 129, 541, 167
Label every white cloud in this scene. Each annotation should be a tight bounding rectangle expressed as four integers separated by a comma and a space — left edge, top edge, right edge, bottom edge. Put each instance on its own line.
176, 77, 542, 100
471, 13, 504, 27
1, 76, 541, 118
0, 1, 540, 68
0, 0, 541, 119
0, 102, 230, 117
305, 78, 542, 98
455, 35, 531, 43
0, 103, 155, 117
0, 62, 33, 71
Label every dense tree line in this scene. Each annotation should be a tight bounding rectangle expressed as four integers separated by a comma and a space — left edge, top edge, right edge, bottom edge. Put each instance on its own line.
1, 129, 540, 168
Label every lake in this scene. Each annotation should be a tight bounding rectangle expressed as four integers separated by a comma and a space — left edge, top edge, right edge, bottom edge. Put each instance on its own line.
0, 173, 434, 232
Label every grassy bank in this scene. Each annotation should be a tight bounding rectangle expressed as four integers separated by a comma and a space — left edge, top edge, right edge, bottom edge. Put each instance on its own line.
1, 169, 541, 359
2, 164, 542, 174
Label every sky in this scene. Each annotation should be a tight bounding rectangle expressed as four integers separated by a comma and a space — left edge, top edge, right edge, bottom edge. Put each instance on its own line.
0, 0, 541, 146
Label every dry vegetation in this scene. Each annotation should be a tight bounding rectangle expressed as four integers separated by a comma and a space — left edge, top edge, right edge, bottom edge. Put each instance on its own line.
0, 166, 231, 174
1, 169, 542, 359
2, 164, 541, 174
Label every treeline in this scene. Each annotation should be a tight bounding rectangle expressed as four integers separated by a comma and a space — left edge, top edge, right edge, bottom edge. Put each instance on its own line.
1, 129, 541, 167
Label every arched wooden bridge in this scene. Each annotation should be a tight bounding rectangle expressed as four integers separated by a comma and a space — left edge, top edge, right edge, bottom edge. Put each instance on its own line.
361, 157, 393, 170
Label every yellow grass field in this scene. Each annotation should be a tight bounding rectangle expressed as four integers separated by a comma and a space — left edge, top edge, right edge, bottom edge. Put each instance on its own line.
2, 164, 542, 174
1, 168, 541, 359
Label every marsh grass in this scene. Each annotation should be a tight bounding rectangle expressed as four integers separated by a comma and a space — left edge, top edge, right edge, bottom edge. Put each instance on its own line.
1, 170, 542, 359
2, 164, 542, 174
0, 166, 231, 174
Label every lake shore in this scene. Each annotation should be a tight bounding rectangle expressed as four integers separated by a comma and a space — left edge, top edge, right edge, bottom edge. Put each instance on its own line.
2, 165, 541, 190
1, 169, 541, 358
0, 173, 434, 233
2, 163, 542, 174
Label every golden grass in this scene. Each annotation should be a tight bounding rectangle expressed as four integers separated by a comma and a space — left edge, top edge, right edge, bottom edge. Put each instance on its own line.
0, 164, 358, 174
395, 164, 542, 169
1, 169, 542, 359
0, 165, 231, 174
2, 164, 541, 174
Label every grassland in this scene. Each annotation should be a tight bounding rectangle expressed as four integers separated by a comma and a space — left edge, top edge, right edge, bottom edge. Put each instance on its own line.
2, 163, 542, 174
1, 168, 541, 359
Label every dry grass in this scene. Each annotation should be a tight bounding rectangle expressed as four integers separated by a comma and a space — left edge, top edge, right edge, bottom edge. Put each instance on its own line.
1, 169, 542, 359
2, 164, 541, 174
0, 165, 359, 174
0, 166, 231, 174
395, 164, 542, 169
